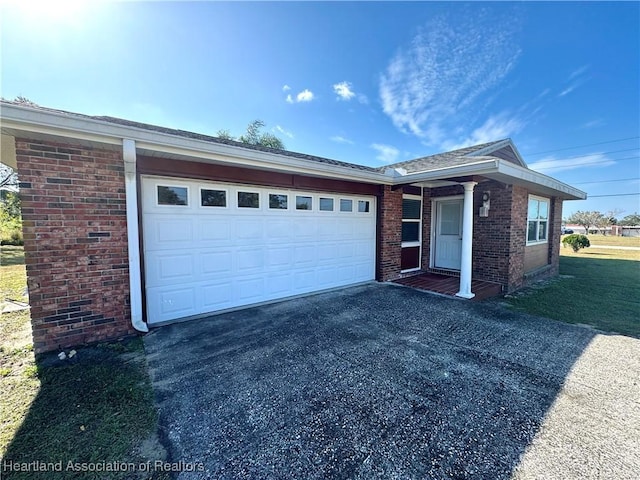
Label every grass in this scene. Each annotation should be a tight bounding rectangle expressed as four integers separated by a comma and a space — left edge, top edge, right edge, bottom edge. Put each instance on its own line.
1, 246, 28, 303
579, 234, 640, 248
504, 243, 640, 338
0, 247, 169, 479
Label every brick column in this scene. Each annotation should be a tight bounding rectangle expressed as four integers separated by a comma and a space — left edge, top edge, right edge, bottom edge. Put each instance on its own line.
377, 186, 403, 281
16, 138, 135, 353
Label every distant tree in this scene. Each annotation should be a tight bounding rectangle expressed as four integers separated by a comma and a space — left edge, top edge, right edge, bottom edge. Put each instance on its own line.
619, 213, 640, 226
217, 120, 285, 150
566, 211, 605, 235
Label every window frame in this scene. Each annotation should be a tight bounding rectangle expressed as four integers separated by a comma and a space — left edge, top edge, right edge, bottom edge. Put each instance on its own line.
268, 192, 289, 210
401, 193, 423, 272
526, 195, 550, 245
237, 190, 261, 209
199, 187, 228, 209
156, 184, 190, 207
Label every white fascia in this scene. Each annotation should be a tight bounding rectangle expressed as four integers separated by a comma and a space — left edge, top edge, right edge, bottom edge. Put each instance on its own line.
495, 161, 586, 200
0, 104, 392, 185
394, 159, 501, 184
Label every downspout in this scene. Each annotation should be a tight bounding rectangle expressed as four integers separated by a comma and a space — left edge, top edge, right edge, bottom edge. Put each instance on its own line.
123, 139, 148, 333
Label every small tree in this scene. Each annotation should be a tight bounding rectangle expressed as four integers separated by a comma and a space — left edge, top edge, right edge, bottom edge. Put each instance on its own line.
562, 234, 590, 252
216, 120, 285, 150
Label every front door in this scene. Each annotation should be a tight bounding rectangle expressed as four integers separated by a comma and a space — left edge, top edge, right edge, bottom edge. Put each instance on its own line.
434, 199, 463, 270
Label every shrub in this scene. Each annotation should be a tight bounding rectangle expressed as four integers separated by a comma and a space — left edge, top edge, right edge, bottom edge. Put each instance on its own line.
562, 234, 590, 252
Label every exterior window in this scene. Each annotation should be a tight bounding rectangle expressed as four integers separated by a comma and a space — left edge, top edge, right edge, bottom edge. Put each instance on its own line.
201, 189, 226, 207
527, 196, 549, 244
319, 198, 334, 211
340, 199, 353, 212
238, 192, 259, 208
296, 196, 312, 210
158, 186, 188, 206
401, 194, 422, 271
269, 194, 288, 209
358, 200, 370, 213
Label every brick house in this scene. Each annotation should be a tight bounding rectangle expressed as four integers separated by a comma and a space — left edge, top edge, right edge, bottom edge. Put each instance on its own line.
0, 101, 586, 353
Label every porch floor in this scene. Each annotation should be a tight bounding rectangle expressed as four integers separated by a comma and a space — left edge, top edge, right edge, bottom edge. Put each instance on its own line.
393, 272, 503, 301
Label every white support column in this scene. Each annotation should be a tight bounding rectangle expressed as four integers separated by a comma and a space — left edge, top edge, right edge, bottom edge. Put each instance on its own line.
123, 139, 148, 333
456, 181, 477, 299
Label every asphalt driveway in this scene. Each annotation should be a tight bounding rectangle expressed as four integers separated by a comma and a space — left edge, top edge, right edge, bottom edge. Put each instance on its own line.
143, 283, 639, 479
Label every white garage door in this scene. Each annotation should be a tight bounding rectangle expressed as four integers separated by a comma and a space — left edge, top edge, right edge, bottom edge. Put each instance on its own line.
142, 176, 377, 324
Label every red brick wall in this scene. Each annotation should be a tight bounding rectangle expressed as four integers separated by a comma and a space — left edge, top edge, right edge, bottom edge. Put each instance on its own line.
472, 181, 514, 285
507, 185, 528, 291
377, 186, 403, 281
15, 138, 134, 353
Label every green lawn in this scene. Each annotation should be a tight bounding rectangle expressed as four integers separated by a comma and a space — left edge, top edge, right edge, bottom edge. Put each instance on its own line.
0, 247, 168, 479
504, 245, 640, 338
576, 234, 640, 248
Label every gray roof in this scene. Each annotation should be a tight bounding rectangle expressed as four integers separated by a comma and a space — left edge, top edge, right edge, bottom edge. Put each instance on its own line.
1, 100, 518, 175
383, 141, 510, 173
1, 100, 378, 173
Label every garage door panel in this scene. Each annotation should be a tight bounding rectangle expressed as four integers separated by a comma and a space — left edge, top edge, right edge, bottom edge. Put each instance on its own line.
235, 219, 264, 241
199, 219, 231, 243
202, 282, 234, 310
145, 215, 194, 248
293, 245, 316, 266
150, 287, 197, 319
201, 251, 233, 276
266, 273, 293, 295
143, 177, 376, 324
235, 277, 265, 301
237, 248, 264, 272
267, 248, 291, 267
266, 220, 293, 239
293, 270, 317, 291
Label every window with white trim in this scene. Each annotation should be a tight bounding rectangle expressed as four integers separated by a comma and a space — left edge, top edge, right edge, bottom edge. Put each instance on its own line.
527, 195, 549, 244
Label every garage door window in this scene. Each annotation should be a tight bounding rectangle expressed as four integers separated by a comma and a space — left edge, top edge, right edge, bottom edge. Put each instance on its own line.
157, 185, 188, 206
340, 199, 353, 212
269, 194, 288, 210
200, 189, 226, 207
319, 198, 334, 211
238, 192, 260, 208
358, 200, 370, 213
296, 196, 312, 210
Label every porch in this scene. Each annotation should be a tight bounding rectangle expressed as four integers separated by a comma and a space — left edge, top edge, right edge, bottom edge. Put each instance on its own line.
394, 272, 503, 301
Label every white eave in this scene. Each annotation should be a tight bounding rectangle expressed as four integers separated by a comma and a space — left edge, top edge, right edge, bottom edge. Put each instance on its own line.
399, 156, 586, 200
0, 103, 587, 199
0, 103, 391, 184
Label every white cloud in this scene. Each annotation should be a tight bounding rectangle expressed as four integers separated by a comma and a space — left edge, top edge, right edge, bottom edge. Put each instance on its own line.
296, 89, 314, 102
528, 153, 616, 174
330, 135, 354, 145
379, 12, 521, 147
443, 114, 524, 151
568, 65, 589, 80
284, 88, 315, 103
558, 85, 577, 97
275, 125, 294, 138
371, 143, 400, 163
333, 81, 356, 101
581, 118, 605, 129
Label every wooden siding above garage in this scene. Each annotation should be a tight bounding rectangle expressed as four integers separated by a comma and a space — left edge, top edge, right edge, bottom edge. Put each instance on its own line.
137, 156, 382, 196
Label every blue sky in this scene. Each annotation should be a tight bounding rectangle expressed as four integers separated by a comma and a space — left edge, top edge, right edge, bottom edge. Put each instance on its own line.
1, 1, 639, 218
